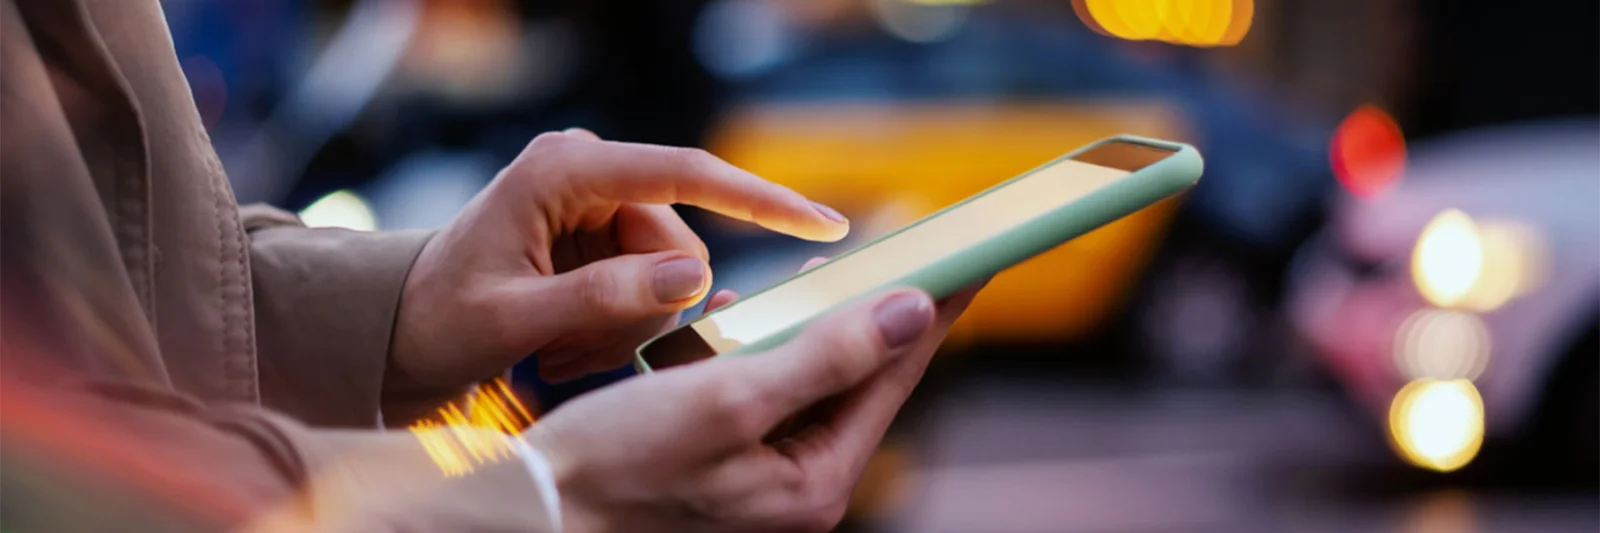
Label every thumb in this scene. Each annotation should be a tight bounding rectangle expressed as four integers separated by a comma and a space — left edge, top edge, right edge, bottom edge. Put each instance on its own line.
528, 251, 710, 334
719, 289, 935, 429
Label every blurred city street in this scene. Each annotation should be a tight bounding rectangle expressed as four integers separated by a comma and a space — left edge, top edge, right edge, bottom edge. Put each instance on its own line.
3, 0, 1595, 530
880, 373, 1598, 532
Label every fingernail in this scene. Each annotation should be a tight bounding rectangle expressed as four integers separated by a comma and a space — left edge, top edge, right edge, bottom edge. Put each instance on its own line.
874, 292, 934, 349
653, 257, 707, 303
810, 201, 848, 224
541, 348, 582, 366
563, 127, 598, 139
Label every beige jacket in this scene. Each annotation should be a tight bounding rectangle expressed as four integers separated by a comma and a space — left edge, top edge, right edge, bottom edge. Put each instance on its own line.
0, 0, 554, 531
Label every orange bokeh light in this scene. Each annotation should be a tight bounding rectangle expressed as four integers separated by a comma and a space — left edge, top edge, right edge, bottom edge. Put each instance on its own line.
1072, 0, 1113, 37
1074, 0, 1252, 46
1331, 105, 1406, 199
1220, 0, 1254, 45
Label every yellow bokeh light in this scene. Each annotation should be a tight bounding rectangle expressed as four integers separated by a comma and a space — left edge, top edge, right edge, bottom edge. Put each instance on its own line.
1115, 0, 1163, 40
1184, 0, 1214, 46
1157, 0, 1197, 44
1459, 220, 1549, 312
1076, 0, 1251, 46
1393, 309, 1491, 381
1220, 0, 1254, 46
1196, 0, 1232, 46
1088, 0, 1132, 39
1412, 209, 1484, 308
1389, 379, 1485, 472
1072, 0, 1114, 37
1412, 211, 1549, 312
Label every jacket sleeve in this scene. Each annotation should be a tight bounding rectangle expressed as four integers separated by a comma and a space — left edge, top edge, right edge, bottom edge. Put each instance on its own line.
239, 204, 460, 428
0, 374, 557, 533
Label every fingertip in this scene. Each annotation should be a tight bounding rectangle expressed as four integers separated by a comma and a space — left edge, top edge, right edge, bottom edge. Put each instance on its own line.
809, 200, 848, 223
653, 254, 712, 307
791, 200, 851, 243
562, 127, 601, 141
810, 221, 851, 243
800, 256, 830, 272
704, 289, 739, 313
873, 289, 935, 350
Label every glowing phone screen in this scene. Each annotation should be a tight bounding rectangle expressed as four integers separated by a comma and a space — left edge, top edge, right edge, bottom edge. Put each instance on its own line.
643, 141, 1174, 369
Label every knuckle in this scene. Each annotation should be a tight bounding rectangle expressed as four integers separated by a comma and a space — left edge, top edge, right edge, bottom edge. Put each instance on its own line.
810, 330, 875, 386
528, 130, 575, 153
776, 465, 810, 496
467, 290, 520, 347
674, 146, 715, 166
705, 379, 769, 438
511, 132, 579, 187
668, 147, 720, 179
817, 352, 861, 391
579, 267, 622, 318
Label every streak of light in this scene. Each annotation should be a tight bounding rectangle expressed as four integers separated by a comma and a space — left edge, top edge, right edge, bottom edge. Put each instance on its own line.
410, 378, 539, 477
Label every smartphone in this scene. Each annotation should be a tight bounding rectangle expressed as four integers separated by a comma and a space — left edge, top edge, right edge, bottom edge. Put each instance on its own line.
636, 135, 1203, 372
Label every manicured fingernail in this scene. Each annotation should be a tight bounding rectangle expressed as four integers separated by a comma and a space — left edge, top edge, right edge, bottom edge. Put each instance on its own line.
811, 201, 848, 224
541, 348, 582, 366
874, 292, 934, 349
563, 127, 598, 139
801, 256, 829, 272
653, 257, 707, 303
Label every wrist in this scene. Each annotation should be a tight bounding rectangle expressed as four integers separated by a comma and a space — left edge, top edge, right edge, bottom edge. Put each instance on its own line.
522, 426, 604, 533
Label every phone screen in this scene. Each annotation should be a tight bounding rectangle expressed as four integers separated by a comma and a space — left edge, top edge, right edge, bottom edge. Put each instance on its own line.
642, 140, 1175, 369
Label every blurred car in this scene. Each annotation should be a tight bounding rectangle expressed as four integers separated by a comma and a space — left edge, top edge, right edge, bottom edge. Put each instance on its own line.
695, 4, 1331, 359
1287, 118, 1599, 481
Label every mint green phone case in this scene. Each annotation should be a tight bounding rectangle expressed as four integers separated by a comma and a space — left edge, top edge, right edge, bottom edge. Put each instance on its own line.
634, 134, 1203, 372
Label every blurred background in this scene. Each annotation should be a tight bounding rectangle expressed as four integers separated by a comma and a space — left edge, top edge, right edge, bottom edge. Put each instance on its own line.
166, 0, 1596, 530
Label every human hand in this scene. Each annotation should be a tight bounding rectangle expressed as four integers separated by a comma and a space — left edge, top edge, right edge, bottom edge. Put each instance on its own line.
524, 259, 986, 533
391, 129, 850, 394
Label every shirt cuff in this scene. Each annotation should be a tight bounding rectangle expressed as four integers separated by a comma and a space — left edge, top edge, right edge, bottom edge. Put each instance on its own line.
513, 435, 563, 533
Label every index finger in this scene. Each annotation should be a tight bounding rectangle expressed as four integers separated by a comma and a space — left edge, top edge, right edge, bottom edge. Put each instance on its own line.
529, 133, 850, 242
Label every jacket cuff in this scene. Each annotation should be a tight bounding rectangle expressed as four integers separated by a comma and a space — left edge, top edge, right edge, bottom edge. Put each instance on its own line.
248, 222, 433, 428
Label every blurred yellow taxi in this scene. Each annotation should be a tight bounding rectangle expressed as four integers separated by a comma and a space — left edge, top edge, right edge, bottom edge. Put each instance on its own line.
708, 100, 1190, 346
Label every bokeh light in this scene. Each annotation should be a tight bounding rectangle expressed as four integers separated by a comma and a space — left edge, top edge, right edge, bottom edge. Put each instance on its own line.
869, 0, 972, 43
1412, 209, 1483, 309
1461, 220, 1550, 312
1389, 379, 1485, 473
1401, 491, 1479, 533
298, 190, 378, 231
1331, 105, 1406, 199
694, 0, 796, 79
1073, 0, 1252, 46
1220, 0, 1254, 45
1393, 309, 1491, 381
